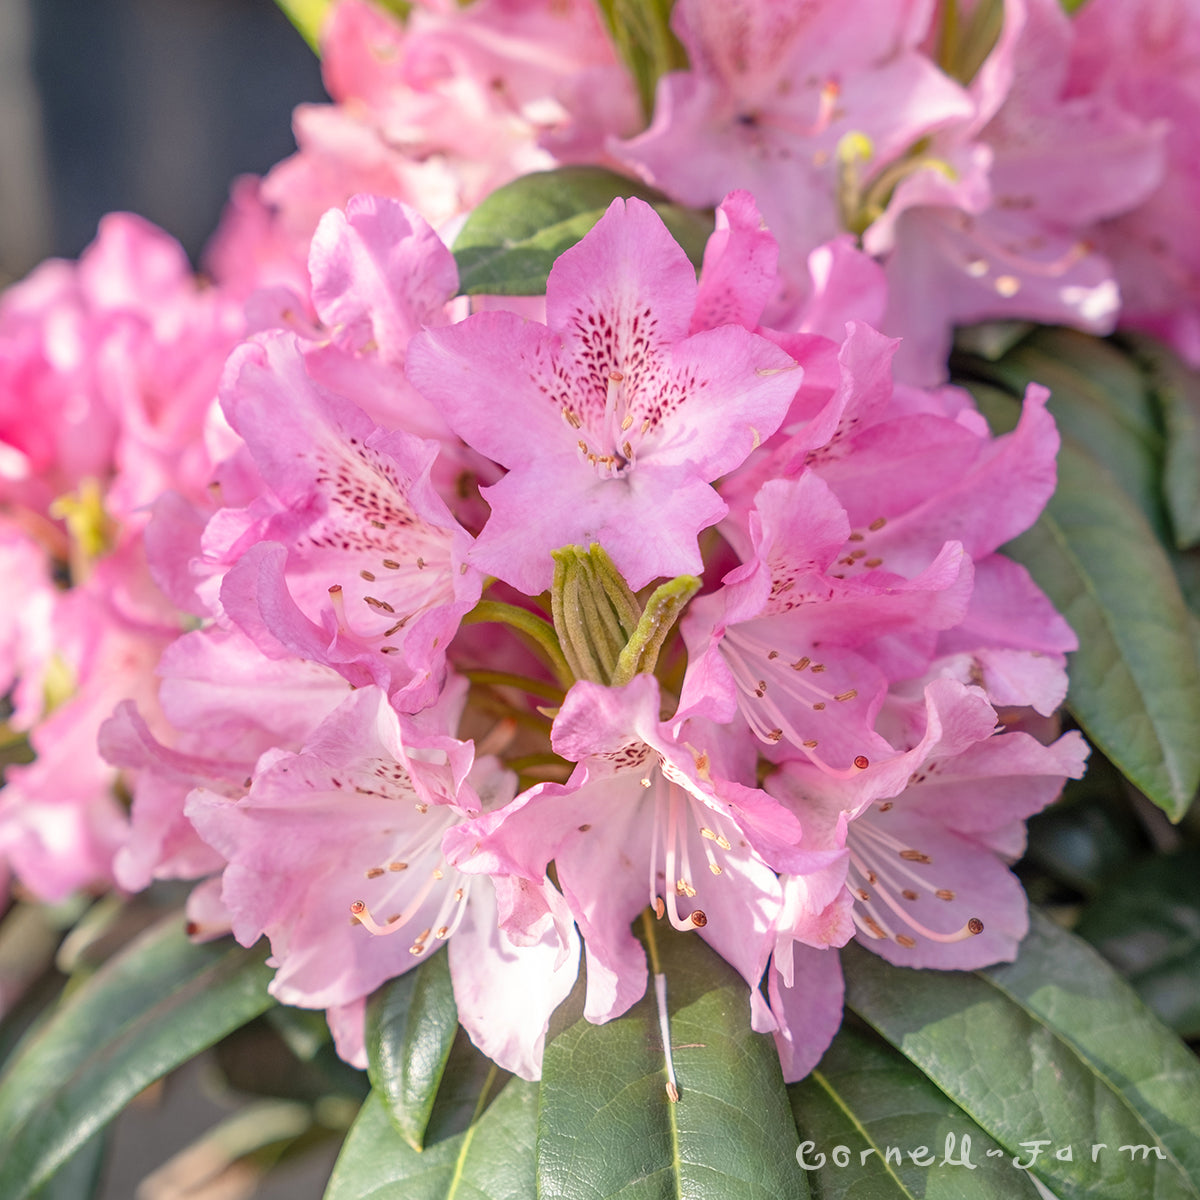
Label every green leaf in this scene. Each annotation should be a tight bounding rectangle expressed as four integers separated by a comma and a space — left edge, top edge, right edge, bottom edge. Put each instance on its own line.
452, 167, 712, 296
0, 915, 275, 1200
1121, 332, 1200, 550
843, 910, 1200, 1200
324, 1072, 537, 1200
593, 0, 688, 121
537, 914, 805, 1200
969, 383, 1200, 819
790, 1023, 1043, 1198
29, 1131, 106, 1200
1076, 849, 1200, 1038
366, 947, 459, 1149
272, 0, 332, 51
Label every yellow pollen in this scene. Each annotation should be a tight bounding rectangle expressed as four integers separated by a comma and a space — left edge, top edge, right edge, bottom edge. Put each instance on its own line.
454, 888, 464, 901
994, 274, 1021, 297
621, 414, 633, 431
432, 868, 444, 879
709, 863, 722, 875
640, 777, 653, 789
676, 879, 697, 898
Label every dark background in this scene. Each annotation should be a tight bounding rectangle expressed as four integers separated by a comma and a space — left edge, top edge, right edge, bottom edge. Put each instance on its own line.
0, 0, 326, 283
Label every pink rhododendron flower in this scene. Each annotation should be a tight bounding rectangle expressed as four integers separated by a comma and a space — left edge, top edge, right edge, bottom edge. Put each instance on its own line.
1067, 0, 1200, 363
187, 682, 577, 1080
407, 196, 801, 592
445, 674, 840, 1029
614, 0, 974, 321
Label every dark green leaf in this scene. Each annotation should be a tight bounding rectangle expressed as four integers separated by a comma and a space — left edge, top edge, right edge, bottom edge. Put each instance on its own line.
537, 914, 805, 1200
844, 910, 1200, 1200
365, 948, 459, 1149
324, 1072, 537, 1200
452, 167, 712, 296
1121, 332, 1200, 550
1022, 755, 1149, 897
970, 384, 1200, 819
0, 915, 275, 1200
790, 1023, 1042, 1198
1076, 849, 1200, 1038
29, 1131, 106, 1200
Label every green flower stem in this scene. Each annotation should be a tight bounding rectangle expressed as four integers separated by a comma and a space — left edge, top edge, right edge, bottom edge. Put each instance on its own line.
461, 669, 565, 703
462, 600, 574, 689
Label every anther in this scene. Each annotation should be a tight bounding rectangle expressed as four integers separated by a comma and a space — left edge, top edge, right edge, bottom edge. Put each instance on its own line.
935, 889, 955, 901
868, 517, 887, 531
895, 934, 917, 948
901, 889, 918, 901
792, 656, 811, 671
364, 596, 395, 613
836, 690, 858, 702
360, 570, 376, 581
365, 867, 385, 879
382, 559, 400, 569
899, 849, 932, 863
654, 896, 665, 919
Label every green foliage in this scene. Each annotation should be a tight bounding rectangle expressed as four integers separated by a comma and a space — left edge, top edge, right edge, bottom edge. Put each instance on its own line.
325, 1061, 535, 1199
365, 948, 459, 1149
843, 911, 1200, 1199
592, 0, 687, 122
273, 0, 333, 51
537, 916, 805, 1200
1076, 849, 1200, 1039
0, 915, 275, 1200
791, 1023, 1043, 1199
452, 167, 712, 295
956, 328, 1200, 820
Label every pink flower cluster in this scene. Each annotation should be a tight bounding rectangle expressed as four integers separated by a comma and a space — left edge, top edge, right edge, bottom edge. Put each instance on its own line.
20, 0, 1193, 1080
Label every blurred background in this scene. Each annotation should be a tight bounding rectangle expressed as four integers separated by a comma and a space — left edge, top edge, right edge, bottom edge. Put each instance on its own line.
0, 0, 325, 284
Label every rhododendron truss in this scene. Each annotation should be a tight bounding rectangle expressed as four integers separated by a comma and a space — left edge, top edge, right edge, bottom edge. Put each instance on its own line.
6, 1, 1200, 1195
72, 191, 1088, 1097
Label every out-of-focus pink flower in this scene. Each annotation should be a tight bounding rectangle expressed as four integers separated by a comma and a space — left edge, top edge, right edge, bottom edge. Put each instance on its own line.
1067, 0, 1200, 363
